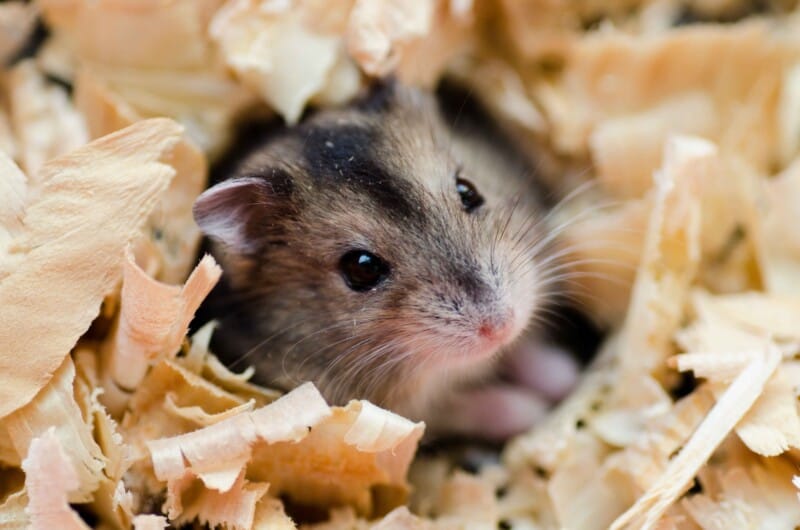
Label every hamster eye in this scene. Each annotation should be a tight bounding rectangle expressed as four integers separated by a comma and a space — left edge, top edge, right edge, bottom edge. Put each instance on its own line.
339, 250, 390, 292
456, 176, 484, 212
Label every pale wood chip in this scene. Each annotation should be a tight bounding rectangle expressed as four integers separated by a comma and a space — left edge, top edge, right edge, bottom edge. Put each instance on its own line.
107, 250, 221, 392
0, 151, 27, 253
683, 458, 800, 529
610, 344, 782, 530
4, 358, 105, 503
21, 428, 91, 530
7, 61, 88, 177
346, 0, 435, 76
0, 118, 182, 419
132, 514, 168, 530
210, 1, 355, 123
617, 135, 706, 379
171, 470, 270, 530
0, 2, 37, 64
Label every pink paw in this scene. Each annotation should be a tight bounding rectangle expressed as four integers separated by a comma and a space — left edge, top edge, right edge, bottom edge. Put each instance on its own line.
502, 341, 580, 402
431, 385, 549, 441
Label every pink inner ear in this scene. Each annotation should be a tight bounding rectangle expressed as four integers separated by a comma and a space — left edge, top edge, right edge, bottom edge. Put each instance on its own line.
193, 177, 268, 252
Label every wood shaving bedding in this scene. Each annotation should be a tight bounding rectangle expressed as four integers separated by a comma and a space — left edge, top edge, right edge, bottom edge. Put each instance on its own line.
3, 1, 800, 529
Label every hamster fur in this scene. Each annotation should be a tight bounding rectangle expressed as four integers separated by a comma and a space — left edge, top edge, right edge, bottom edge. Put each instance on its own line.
193, 80, 581, 440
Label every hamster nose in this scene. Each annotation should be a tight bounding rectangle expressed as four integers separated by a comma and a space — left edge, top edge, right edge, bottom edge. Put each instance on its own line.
477, 310, 515, 342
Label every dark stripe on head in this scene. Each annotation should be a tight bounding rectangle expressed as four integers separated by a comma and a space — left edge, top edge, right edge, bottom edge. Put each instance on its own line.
302, 124, 425, 225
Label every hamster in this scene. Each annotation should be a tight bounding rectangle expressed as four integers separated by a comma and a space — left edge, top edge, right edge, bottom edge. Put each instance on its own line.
193, 80, 581, 440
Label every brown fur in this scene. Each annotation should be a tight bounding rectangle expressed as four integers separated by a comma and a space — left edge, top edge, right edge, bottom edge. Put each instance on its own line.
194, 81, 558, 431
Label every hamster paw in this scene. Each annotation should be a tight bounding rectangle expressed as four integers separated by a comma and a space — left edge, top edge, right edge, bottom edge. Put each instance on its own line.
430, 384, 549, 441
502, 340, 580, 403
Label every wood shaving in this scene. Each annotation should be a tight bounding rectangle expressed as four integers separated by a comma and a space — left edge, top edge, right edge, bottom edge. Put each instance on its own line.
7, 60, 88, 177
683, 457, 800, 529
107, 250, 220, 392
210, 0, 358, 124
75, 69, 210, 283
132, 514, 168, 530
0, 118, 181, 418
38, 0, 255, 154
617, 135, 705, 379
4, 358, 105, 502
0, 2, 37, 65
3, 2, 800, 529
166, 470, 270, 529
346, 0, 435, 76
0, 150, 26, 251
611, 344, 782, 529
21, 428, 91, 530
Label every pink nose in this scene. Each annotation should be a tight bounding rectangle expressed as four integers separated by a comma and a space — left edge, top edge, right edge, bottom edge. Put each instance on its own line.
477, 312, 515, 342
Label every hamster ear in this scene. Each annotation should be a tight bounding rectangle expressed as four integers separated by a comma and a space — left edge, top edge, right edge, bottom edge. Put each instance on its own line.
193, 175, 289, 253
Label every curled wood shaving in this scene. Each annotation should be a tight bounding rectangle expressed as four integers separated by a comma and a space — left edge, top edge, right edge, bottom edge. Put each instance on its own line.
247, 398, 424, 516
37, 0, 222, 70
107, 250, 220, 392
21, 428, 91, 530
700, 293, 800, 341
167, 470, 269, 530
7, 61, 88, 178
122, 359, 255, 463
4, 357, 105, 503
677, 354, 800, 457
590, 376, 672, 448
547, 433, 630, 530
210, 0, 357, 124
132, 514, 168, 530
434, 471, 497, 526
683, 457, 800, 529
75, 70, 209, 283
147, 382, 331, 491
617, 135, 706, 379
533, 20, 797, 172
590, 93, 718, 198
163, 392, 255, 427
0, 118, 182, 419
395, 0, 474, 87
370, 506, 429, 529
0, 488, 29, 529
0, 151, 26, 253
669, 350, 758, 382
180, 322, 280, 405
0, 2, 37, 64
147, 383, 423, 519
39, 0, 255, 154
503, 365, 616, 472
761, 161, 800, 296
610, 343, 782, 529
251, 496, 295, 530
604, 386, 716, 494
346, 0, 435, 76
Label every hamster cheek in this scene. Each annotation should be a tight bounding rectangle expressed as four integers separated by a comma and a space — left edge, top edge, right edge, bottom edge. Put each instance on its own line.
432, 385, 549, 441
502, 340, 580, 403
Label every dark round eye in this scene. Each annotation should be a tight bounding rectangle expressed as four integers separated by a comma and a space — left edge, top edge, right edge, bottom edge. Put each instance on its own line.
339, 250, 390, 292
456, 176, 484, 212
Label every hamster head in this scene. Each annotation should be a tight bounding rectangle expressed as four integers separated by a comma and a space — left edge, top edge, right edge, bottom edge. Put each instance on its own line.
194, 81, 555, 419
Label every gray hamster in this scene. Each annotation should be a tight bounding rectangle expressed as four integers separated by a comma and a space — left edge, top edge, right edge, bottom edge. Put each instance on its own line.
193, 80, 581, 440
